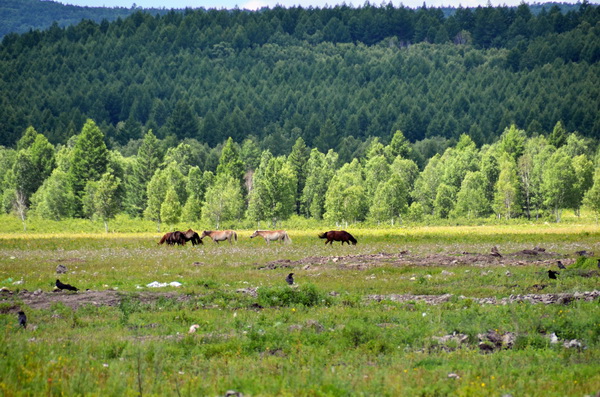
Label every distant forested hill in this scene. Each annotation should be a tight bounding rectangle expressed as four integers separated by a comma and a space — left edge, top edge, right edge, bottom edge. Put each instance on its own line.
0, 0, 171, 38
0, 2, 598, 154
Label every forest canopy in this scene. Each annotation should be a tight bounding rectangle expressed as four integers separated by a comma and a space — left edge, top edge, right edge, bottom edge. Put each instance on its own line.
0, 1, 599, 228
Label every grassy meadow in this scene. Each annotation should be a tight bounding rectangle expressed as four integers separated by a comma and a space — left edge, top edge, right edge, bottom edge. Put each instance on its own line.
1, 215, 599, 396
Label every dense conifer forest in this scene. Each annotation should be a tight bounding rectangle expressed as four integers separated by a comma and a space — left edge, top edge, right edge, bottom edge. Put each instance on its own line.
0, 1, 599, 227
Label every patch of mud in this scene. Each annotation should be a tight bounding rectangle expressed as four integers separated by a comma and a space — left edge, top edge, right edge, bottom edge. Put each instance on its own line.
0, 290, 190, 311
257, 248, 566, 270
367, 290, 600, 305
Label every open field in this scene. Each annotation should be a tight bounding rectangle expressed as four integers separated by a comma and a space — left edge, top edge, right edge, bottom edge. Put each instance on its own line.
1, 225, 600, 396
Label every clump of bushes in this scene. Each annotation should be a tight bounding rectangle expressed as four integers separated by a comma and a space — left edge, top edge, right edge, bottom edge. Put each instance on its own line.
257, 284, 332, 308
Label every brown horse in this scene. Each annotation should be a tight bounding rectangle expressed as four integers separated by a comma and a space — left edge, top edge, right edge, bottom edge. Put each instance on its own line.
158, 231, 184, 246
250, 230, 292, 244
318, 230, 357, 245
183, 229, 202, 246
200, 230, 237, 244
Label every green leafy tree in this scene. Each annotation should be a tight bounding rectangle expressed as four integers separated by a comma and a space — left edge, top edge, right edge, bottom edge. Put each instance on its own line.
28, 133, 56, 192
541, 150, 576, 222
144, 169, 168, 231
368, 173, 409, 225
390, 157, 420, 197
216, 137, 245, 192
433, 183, 456, 219
452, 171, 490, 218
384, 130, 412, 161
125, 130, 162, 217
30, 169, 75, 220
583, 168, 600, 222
412, 154, 442, 215
248, 152, 297, 227
16, 126, 38, 151
493, 154, 521, 219
571, 154, 594, 216
85, 172, 121, 232
324, 159, 367, 225
364, 154, 391, 206
498, 124, 527, 162
240, 137, 262, 171
201, 175, 244, 229
181, 166, 205, 222
301, 149, 338, 219
160, 186, 182, 229
68, 119, 109, 216
548, 120, 567, 148
287, 137, 310, 214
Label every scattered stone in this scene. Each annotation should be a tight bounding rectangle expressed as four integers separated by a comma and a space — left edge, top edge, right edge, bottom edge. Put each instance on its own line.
329, 291, 339, 296
441, 270, 454, 276
191, 262, 205, 266
477, 330, 516, 352
563, 339, 583, 349
236, 287, 258, 298
505, 271, 512, 277
56, 265, 68, 274
575, 250, 593, 256
306, 319, 325, 333
189, 324, 200, 334
225, 390, 243, 397
302, 265, 311, 270
432, 333, 469, 347
447, 373, 460, 379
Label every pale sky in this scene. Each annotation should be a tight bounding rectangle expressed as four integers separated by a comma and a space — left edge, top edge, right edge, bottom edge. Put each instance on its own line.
58, 0, 598, 12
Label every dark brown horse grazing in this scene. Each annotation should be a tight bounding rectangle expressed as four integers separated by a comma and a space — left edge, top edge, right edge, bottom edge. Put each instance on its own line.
200, 230, 237, 244
183, 229, 203, 245
250, 230, 292, 244
158, 231, 187, 246
318, 230, 357, 245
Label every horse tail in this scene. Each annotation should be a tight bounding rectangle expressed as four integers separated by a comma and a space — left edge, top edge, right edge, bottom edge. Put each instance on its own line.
233, 231, 237, 241
158, 234, 168, 245
318, 232, 327, 239
284, 232, 292, 244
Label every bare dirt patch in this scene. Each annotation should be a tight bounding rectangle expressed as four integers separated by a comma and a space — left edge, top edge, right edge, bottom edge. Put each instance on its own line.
1, 289, 190, 311
257, 248, 568, 270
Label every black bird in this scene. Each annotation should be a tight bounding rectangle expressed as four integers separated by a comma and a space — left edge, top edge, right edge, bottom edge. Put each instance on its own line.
548, 270, 559, 280
18, 311, 27, 329
285, 273, 294, 285
56, 279, 78, 291
557, 260, 566, 270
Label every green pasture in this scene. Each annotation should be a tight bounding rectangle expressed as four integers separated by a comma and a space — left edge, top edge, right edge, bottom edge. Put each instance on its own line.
1, 222, 599, 396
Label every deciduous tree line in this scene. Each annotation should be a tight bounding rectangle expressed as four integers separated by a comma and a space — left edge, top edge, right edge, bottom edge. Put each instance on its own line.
1, 119, 598, 230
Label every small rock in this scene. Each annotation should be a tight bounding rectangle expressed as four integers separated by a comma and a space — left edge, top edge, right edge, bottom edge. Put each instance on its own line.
189, 324, 200, 334
447, 373, 460, 379
225, 391, 243, 397
441, 270, 454, 276
56, 264, 68, 274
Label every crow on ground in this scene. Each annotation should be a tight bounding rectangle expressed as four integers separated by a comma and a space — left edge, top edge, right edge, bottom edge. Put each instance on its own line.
56, 279, 78, 291
557, 260, 566, 270
285, 273, 294, 285
18, 311, 27, 328
547, 270, 559, 280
